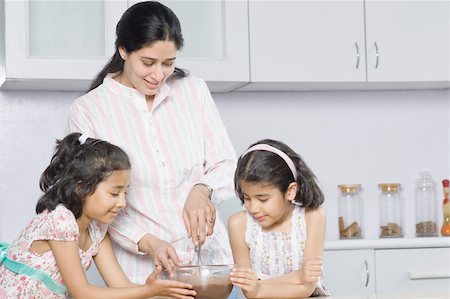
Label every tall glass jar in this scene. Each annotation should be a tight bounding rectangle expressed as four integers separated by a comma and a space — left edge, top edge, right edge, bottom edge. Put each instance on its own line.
415, 171, 438, 237
338, 184, 363, 239
379, 183, 404, 238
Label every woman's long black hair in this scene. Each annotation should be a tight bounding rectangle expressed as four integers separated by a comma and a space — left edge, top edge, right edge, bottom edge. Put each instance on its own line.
88, 1, 187, 92
36, 133, 131, 218
234, 139, 324, 208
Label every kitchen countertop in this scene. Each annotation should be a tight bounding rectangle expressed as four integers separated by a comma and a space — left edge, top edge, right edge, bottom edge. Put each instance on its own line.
324, 237, 450, 250
315, 296, 449, 299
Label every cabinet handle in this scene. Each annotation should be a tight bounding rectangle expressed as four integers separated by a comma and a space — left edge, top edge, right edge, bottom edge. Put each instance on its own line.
364, 260, 370, 287
374, 42, 380, 69
409, 272, 450, 280
355, 42, 360, 69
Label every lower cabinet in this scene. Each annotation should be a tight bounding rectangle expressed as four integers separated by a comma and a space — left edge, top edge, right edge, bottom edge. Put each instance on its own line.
323, 249, 375, 296
324, 246, 450, 297
375, 247, 450, 296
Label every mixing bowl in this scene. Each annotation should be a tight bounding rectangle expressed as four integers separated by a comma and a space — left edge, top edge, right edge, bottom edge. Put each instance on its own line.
171, 264, 234, 299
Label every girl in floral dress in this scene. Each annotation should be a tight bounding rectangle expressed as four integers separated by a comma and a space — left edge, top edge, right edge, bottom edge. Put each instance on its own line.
0, 133, 195, 299
228, 139, 330, 298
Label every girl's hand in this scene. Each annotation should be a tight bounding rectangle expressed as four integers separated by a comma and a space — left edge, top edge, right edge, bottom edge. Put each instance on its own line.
183, 184, 216, 246
230, 267, 259, 298
145, 266, 196, 299
300, 256, 323, 284
138, 234, 180, 277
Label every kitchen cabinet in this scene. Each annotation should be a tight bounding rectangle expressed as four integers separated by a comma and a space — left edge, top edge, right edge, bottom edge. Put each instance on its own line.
0, 0, 128, 91
0, 0, 249, 93
375, 248, 450, 295
130, 0, 249, 92
365, 1, 450, 83
323, 239, 450, 297
323, 249, 376, 296
240, 0, 450, 91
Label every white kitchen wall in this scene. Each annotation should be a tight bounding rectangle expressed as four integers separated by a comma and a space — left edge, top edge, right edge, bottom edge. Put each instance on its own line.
1, 88, 449, 242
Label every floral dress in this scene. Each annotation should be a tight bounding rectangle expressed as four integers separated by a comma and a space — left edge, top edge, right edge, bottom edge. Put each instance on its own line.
0, 204, 107, 298
245, 206, 330, 296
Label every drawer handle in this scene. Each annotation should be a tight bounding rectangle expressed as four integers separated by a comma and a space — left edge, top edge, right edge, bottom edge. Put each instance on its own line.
409, 272, 450, 280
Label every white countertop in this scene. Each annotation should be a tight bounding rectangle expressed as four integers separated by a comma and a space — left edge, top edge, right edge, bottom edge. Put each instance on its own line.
317, 296, 449, 299
324, 237, 450, 250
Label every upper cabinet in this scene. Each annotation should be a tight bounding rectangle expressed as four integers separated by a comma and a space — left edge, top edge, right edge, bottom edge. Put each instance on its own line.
239, 0, 450, 91
0, 0, 128, 91
0, 0, 249, 93
246, 1, 366, 83
1, 1, 449, 92
158, 0, 249, 92
365, 0, 449, 83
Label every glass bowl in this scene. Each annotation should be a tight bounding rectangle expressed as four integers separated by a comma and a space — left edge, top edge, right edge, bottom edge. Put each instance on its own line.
170, 264, 234, 299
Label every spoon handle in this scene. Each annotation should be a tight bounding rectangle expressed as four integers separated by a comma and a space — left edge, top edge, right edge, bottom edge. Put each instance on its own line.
194, 245, 202, 265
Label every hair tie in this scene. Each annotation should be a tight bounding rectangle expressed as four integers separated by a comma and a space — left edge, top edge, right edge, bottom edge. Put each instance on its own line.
241, 144, 297, 180
78, 134, 89, 145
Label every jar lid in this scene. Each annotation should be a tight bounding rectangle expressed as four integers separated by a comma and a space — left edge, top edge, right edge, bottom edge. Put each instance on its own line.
338, 184, 361, 193
378, 183, 401, 192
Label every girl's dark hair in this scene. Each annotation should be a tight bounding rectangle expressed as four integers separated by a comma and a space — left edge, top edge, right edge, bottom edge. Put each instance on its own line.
88, 1, 187, 92
234, 139, 324, 208
36, 133, 131, 218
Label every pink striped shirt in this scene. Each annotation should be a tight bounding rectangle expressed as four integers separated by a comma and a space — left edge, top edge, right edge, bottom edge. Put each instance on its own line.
67, 74, 237, 283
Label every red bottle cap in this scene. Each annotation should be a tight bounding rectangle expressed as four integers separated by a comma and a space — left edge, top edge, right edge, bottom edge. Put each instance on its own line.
443, 179, 449, 188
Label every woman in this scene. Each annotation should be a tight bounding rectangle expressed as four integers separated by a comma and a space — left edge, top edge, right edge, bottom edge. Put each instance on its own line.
66, 1, 236, 284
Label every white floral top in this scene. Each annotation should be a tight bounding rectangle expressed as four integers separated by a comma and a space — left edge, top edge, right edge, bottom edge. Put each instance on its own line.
245, 206, 330, 297
0, 205, 108, 298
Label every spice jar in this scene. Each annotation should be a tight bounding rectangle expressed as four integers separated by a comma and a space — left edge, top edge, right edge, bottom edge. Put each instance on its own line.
379, 183, 404, 238
415, 171, 438, 237
338, 184, 363, 239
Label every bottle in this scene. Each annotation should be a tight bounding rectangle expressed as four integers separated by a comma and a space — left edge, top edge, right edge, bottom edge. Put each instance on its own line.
338, 184, 363, 239
441, 179, 450, 236
414, 171, 438, 237
379, 183, 404, 238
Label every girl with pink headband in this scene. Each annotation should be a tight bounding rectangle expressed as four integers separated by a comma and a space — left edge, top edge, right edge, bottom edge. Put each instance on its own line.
228, 139, 329, 298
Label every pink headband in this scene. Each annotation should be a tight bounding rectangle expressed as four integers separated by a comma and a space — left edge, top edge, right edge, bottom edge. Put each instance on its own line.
241, 144, 297, 180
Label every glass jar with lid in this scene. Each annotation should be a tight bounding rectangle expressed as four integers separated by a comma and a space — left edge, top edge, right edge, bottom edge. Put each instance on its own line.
378, 183, 404, 238
338, 184, 363, 239
415, 171, 438, 237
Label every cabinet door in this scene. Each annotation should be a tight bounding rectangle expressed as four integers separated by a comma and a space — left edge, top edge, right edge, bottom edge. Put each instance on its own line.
323, 249, 375, 296
131, 0, 250, 92
365, 1, 450, 82
248, 0, 366, 83
375, 248, 450, 295
3, 0, 127, 88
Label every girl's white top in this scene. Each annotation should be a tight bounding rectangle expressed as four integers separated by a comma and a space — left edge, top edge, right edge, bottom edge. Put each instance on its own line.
245, 206, 330, 296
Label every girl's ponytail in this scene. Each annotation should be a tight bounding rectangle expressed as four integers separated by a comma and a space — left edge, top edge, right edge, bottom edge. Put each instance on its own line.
39, 133, 81, 192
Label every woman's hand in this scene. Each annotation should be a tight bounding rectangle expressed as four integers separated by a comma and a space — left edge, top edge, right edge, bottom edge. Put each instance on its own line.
145, 266, 196, 299
230, 267, 259, 298
299, 256, 323, 284
182, 184, 216, 246
138, 234, 180, 277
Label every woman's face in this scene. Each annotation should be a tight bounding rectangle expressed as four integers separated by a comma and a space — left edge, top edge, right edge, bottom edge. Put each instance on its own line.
119, 40, 178, 97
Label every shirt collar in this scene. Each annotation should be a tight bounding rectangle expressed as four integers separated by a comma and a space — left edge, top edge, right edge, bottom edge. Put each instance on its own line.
103, 73, 172, 108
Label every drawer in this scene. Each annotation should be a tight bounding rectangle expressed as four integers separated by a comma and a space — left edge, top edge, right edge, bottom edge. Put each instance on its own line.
375, 247, 450, 295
